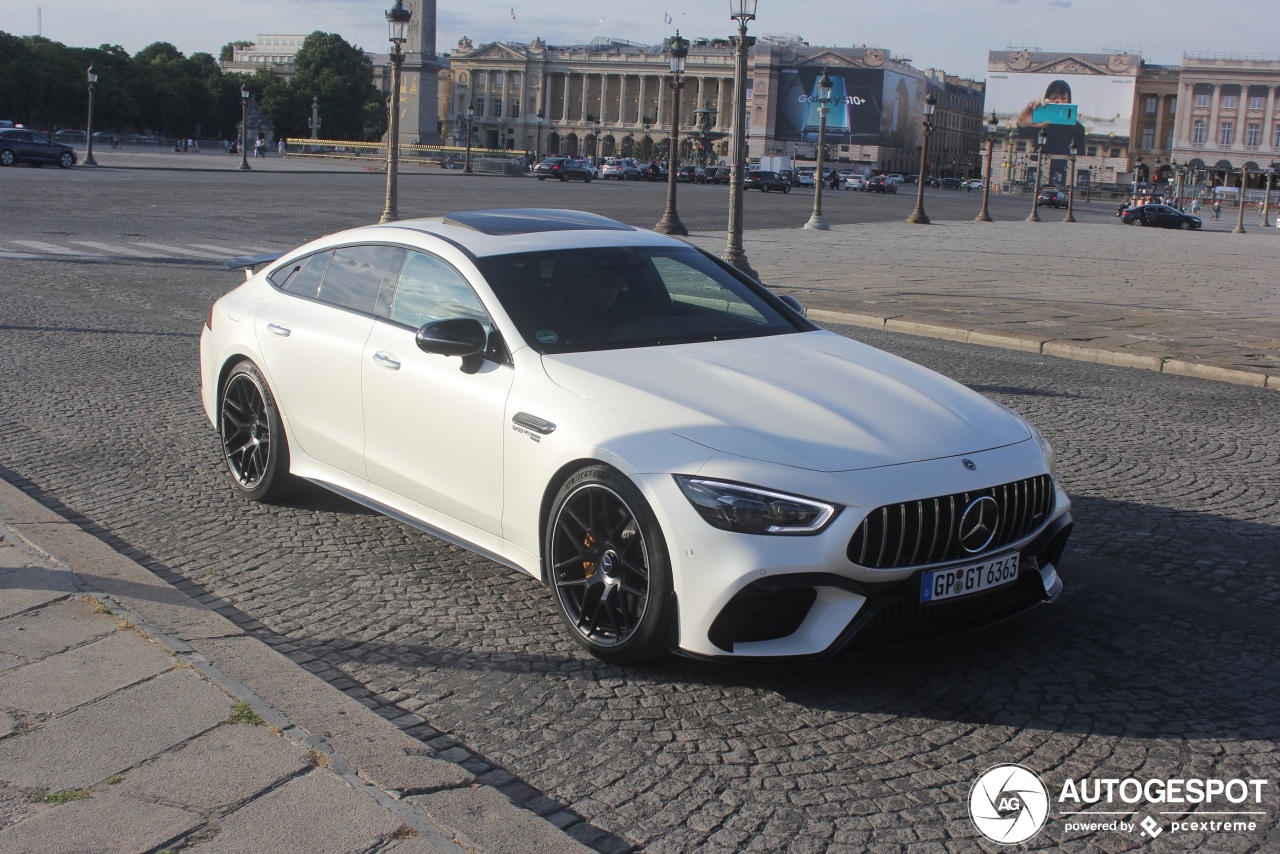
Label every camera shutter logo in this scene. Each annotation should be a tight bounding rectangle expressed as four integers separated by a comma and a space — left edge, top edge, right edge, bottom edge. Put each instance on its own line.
969, 764, 1050, 844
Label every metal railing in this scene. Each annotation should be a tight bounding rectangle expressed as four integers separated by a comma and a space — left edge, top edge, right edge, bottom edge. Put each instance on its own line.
283, 137, 529, 174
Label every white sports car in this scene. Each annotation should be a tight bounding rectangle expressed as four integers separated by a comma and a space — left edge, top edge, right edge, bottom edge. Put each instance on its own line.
200, 209, 1072, 663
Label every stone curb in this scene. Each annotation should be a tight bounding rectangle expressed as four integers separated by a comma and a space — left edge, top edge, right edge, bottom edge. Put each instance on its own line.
807, 309, 1276, 390
0, 477, 593, 854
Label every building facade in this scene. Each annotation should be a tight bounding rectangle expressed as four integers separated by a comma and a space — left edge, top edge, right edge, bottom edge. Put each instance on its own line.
1169, 54, 1280, 188
442, 36, 985, 172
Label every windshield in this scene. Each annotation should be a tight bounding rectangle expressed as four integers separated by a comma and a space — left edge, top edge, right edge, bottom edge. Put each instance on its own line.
476, 245, 806, 354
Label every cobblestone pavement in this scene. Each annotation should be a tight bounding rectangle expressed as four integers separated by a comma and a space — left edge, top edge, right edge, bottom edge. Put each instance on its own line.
0, 187, 1277, 851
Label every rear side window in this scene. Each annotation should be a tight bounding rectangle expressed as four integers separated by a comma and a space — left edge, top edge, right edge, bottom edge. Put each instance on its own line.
270, 251, 332, 299
318, 245, 399, 315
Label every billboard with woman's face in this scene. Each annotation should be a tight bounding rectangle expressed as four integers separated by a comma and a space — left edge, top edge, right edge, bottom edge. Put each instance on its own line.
985, 71, 1135, 156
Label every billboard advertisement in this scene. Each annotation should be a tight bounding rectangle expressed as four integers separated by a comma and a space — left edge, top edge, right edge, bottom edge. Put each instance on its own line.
775, 67, 886, 145
880, 70, 922, 151
985, 70, 1135, 157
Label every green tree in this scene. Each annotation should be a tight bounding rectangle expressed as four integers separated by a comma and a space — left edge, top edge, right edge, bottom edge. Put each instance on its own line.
219, 41, 253, 63
284, 31, 383, 141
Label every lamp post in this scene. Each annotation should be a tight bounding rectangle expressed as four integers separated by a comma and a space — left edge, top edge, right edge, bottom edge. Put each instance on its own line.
723, 0, 758, 278
1233, 166, 1248, 234
976, 109, 998, 221
804, 69, 833, 231
1064, 141, 1078, 222
1005, 127, 1015, 185
1263, 163, 1277, 227
308, 95, 321, 139
1132, 154, 1142, 200
654, 32, 690, 236
238, 85, 251, 171
592, 114, 602, 167
463, 107, 474, 173
906, 91, 937, 224
379, 0, 411, 224
84, 66, 99, 166
1026, 127, 1047, 222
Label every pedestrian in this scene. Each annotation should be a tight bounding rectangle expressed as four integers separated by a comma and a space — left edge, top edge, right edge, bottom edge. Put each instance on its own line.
1190, 198, 1201, 216
277, 137, 286, 157
1212, 200, 1222, 220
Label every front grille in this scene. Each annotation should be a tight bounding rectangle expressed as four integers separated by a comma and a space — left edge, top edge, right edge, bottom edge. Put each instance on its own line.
847, 474, 1054, 569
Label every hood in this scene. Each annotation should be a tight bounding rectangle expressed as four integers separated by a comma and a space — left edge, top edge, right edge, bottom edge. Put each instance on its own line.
542, 331, 1030, 472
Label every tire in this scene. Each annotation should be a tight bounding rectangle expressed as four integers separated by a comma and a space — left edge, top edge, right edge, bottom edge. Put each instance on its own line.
546, 465, 675, 663
219, 360, 293, 502
58, 152, 74, 168
782, 185, 790, 194
0, 149, 14, 166
584, 176, 592, 183
762, 185, 770, 192
1134, 218, 1145, 226
559, 174, 568, 182
1179, 221, 1192, 230
538, 176, 546, 181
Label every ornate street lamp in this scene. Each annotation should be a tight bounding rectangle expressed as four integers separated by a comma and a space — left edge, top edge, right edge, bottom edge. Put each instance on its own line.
308, 95, 321, 139
463, 107, 475, 173
976, 110, 998, 222
723, 0, 758, 278
1234, 166, 1248, 234
1026, 127, 1047, 222
654, 32, 690, 236
1064, 141, 1078, 223
379, 0, 411, 223
804, 69, 833, 231
84, 66, 99, 166
1004, 127, 1016, 184
238, 85, 252, 171
906, 91, 937, 224
1263, 162, 1277, 227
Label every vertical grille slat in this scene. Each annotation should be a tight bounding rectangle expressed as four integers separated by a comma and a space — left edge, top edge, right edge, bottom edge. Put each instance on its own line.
847, 474, 1056, 569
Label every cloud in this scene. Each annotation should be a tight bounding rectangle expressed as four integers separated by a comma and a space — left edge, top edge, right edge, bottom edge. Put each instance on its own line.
1047, 0, 1071, 7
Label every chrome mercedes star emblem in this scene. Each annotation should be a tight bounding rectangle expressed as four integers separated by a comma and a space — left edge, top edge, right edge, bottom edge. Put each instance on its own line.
958, 496, 999, 554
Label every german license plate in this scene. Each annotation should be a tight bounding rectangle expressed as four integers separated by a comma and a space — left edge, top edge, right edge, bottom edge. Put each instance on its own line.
920, 553, 1019, 604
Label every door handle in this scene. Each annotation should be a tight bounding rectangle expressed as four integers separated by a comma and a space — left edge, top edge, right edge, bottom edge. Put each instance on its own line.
266, 322, 291, 338
372, 351, 401, 370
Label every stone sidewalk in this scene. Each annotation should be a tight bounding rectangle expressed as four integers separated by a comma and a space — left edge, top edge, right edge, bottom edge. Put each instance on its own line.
0, 477, 590, 854
688, 219, 1280, 389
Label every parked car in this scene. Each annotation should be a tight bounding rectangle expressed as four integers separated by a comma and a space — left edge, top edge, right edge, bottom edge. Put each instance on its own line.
0, 127, 78, 168
534, 157, 594, 182
841, 175, 867, 191
601, 158, 641, 180
675, 165, 707, 183
200, 207, 1071, 662
1036, 189, 1067, 208
639, 161, 668, 181
745, 170, 791, 192
940, 178, 963, 190
865, 176, 897, 194
1120, 203, 1202, 229
884, 173, 905, 184
902, 174, 920, 184
795, 169, 815, 188
778, 169, 798, 187
968, 179, 984, 190
703, 166, 730, 184
52, 129, 87, 141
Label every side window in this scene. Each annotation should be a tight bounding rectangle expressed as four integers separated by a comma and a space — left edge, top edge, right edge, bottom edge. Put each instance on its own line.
269, 251, 332, 299
318, 244, 398, 314
388, 251, 490, 332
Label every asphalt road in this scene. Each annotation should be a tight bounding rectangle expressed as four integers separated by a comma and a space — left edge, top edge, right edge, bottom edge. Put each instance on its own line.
1, 168, 1277, 852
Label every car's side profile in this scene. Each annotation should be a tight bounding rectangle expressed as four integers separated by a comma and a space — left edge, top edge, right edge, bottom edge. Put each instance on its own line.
200, 209, 1071, 664
1120, 204, 1201, 230
0, 128, 77, 168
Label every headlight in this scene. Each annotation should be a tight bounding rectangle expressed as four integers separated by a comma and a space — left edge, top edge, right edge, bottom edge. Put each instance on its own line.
674, 476, 839, 535
1029, 422, 1058, 480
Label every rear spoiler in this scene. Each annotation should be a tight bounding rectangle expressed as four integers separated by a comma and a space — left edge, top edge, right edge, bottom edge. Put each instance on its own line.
225, 251, 284, 281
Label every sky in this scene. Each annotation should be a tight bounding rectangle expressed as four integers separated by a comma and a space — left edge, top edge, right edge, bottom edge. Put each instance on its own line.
1, 0, 1274, 81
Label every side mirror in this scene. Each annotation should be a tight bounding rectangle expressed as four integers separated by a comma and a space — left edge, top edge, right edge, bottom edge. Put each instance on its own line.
778, 294, 807, 318
415, 318, 487, 357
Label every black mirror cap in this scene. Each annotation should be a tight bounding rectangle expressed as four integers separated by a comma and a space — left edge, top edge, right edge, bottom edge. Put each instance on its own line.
778, 294, 807, 318
415, 318, 487, 357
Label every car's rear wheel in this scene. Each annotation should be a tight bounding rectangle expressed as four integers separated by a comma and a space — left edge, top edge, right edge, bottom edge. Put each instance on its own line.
559, 174, 568, 181
1134, 218, 1145, 226
546, 465, 675, 663
762, 185, 770, 192
538, 176, 546, 181
0, 149, 14, 167
58, 152, 74, 168
219, 360, 292, 502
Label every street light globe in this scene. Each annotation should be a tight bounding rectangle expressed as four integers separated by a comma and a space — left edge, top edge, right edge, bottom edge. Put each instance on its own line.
667, 32, 689, 74
729, 0, 757, 22
386, 0, 411, 45
923, 91, 936, 117
817, 69, 833, 103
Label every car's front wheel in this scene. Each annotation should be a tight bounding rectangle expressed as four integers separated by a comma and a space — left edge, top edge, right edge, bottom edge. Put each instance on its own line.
219, 360, 292, 502
58, 152, 74, 168
0, 149, 14, 167
546, 465, 675, 663
1179, 221, 1192, 230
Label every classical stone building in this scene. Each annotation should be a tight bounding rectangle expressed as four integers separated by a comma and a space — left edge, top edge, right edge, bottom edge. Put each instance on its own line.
1169, 54, 1280, 187
442, 35, 985, 173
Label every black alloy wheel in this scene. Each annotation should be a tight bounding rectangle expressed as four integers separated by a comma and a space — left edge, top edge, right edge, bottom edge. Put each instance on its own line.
219, 361, 291, 501
547, 466, 674, 663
